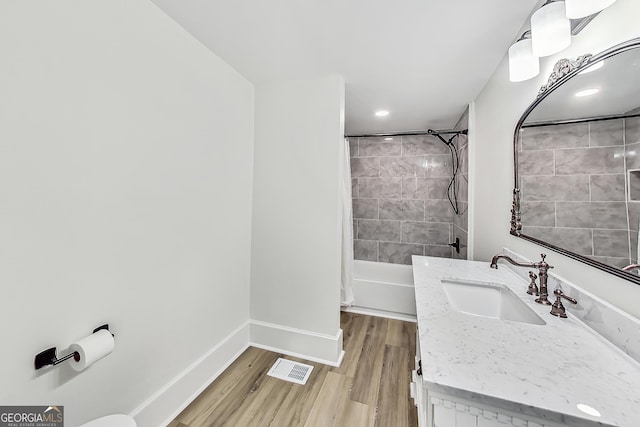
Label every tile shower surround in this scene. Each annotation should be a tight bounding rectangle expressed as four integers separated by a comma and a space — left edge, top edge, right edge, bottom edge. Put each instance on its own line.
350, 134, 467, 264
519, 116, 640, 268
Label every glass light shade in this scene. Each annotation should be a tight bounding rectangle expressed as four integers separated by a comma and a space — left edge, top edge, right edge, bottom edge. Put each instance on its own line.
508, 38, 540, 82
531, 1, 572, 57
565, 0, 617, 18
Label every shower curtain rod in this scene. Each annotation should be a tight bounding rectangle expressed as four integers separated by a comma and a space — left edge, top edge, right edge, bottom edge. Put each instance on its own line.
345, 128, 468, 138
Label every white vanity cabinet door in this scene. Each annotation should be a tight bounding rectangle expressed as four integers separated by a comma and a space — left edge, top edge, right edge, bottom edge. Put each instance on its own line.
426, 394, 551, 427
432, 399, 477, 427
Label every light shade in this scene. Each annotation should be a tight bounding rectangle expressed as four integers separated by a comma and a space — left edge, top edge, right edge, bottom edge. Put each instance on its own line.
508, 37, 540, 82
565, 0, 617, 18
531, 1, 571, 57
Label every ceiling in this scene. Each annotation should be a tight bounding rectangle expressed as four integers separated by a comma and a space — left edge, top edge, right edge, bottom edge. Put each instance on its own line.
150, 0, 539, 134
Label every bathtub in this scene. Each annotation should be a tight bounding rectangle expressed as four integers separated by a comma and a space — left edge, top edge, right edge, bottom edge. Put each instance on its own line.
344, 260, 416, 321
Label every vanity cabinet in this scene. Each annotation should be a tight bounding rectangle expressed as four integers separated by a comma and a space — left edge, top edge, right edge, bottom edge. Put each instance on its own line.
410, 359, 560, 427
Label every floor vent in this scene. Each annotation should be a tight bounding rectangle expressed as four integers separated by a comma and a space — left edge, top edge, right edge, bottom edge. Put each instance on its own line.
267, 358, 313, 385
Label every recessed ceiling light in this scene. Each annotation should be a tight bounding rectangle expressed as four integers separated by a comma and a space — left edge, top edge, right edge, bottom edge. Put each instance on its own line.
375, 110, 389, 117
579, 61, 604, 75
577, 404, 601, 417
575, 88, 599, 97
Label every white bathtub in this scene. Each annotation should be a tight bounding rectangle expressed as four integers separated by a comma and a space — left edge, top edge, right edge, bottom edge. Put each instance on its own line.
345, 260, 416, 321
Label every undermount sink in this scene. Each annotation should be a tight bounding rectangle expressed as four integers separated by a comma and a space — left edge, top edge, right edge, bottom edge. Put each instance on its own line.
441, 279, 546, 325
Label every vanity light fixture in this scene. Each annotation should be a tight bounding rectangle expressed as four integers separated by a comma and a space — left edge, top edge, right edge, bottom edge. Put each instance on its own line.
508, 31, 540, 82
565, 0, 617, 18
574, 88, 599, 97
374, 110, 389, 117
531, 0, 571, 57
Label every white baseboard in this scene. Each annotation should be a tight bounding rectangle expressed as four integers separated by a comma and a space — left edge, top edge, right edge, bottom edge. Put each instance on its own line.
129, 321, 250, 427
249, 320, 344, 367
342, 306, 417, 323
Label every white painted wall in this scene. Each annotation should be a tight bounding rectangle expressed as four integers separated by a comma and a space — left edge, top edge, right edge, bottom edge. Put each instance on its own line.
250, 76, 345, 363
0, 2, 254, 426
472, 0, 640, 318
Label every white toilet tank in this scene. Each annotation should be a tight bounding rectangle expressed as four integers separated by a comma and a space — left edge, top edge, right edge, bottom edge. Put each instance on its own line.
78, 414, 136, 427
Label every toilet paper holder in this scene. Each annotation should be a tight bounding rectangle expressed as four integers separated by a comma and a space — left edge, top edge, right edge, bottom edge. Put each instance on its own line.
34, 324, 114, 370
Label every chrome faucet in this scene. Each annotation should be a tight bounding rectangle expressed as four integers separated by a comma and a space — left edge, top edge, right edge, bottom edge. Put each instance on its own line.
490, 253, 553, 305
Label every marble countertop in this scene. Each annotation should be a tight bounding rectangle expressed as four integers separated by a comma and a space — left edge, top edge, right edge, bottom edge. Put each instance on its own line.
412, 255, 640, 427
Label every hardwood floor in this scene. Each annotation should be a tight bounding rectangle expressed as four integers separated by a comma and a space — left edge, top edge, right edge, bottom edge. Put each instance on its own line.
168, 312, 418, 427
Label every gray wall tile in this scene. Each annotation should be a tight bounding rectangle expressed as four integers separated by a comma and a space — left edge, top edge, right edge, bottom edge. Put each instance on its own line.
358, 177, 402, 198
451, 227, 467, 260
590, 119, 624, 147
555, 146, 624, 175
350, 157, 379, 177
556, 202, 627, 229
378, 242, 424, 265
458, 139, 469, 175
359, 137, 402, 157
521, 123, 588, 151
380, 156, 426, 177
591, 174, 626, 201
521, 201, 556, 227
522, 226, 593, 256
456, 175, 468, 203
425, 245, 453, 258
593, 229, 630, 258
402, 135, 449, 156
353, 198, 378, 219
518, 150, 554, 176
629, 170, 640, 201
354, 239, 377, 261
402, 222, 450, 245
453, 203, 468, 232
521, 175, 590, 201
349, 130, 466, 264
402, 177, 450, 200
425, 199, 453, 223
357, 219, 401, 241
624, 142, 640, 170
626, 117, 640, 145
379, 199, 424, 221
348, 138, 358, 157
424, 154, 452, 178
628, 202, 640, 231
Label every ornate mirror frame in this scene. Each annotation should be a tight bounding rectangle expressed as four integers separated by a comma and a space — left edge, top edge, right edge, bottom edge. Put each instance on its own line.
511, 37, 640, 285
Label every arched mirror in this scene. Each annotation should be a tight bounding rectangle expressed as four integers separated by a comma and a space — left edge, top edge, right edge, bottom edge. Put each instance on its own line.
512, 37, 640, 284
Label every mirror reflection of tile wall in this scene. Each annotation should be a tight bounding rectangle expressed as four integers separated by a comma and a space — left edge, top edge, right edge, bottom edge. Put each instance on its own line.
349, 132, 468, 265
519, 116, 640, 268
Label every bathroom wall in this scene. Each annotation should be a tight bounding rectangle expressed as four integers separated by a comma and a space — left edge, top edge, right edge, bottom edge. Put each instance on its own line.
0, 2, 253, 426
250, 76, 344, 363
472, 0, 640, 318
519, 118, 633, 268
452, 108, 470, 260
350, 135, 455, 264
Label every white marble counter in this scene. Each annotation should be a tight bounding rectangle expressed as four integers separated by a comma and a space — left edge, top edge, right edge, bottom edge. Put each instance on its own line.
412, 255, 640, 427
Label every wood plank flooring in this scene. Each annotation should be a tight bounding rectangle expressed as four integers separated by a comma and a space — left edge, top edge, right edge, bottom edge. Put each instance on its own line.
168, 312, 418, 427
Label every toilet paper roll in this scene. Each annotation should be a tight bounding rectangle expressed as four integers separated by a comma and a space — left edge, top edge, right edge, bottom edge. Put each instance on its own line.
68, 329, 115, 372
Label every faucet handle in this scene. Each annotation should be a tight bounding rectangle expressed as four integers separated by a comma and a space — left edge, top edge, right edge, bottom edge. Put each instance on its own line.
539, 253, 553, 269
527, 271, 539, 296
550, 289, 577, 318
